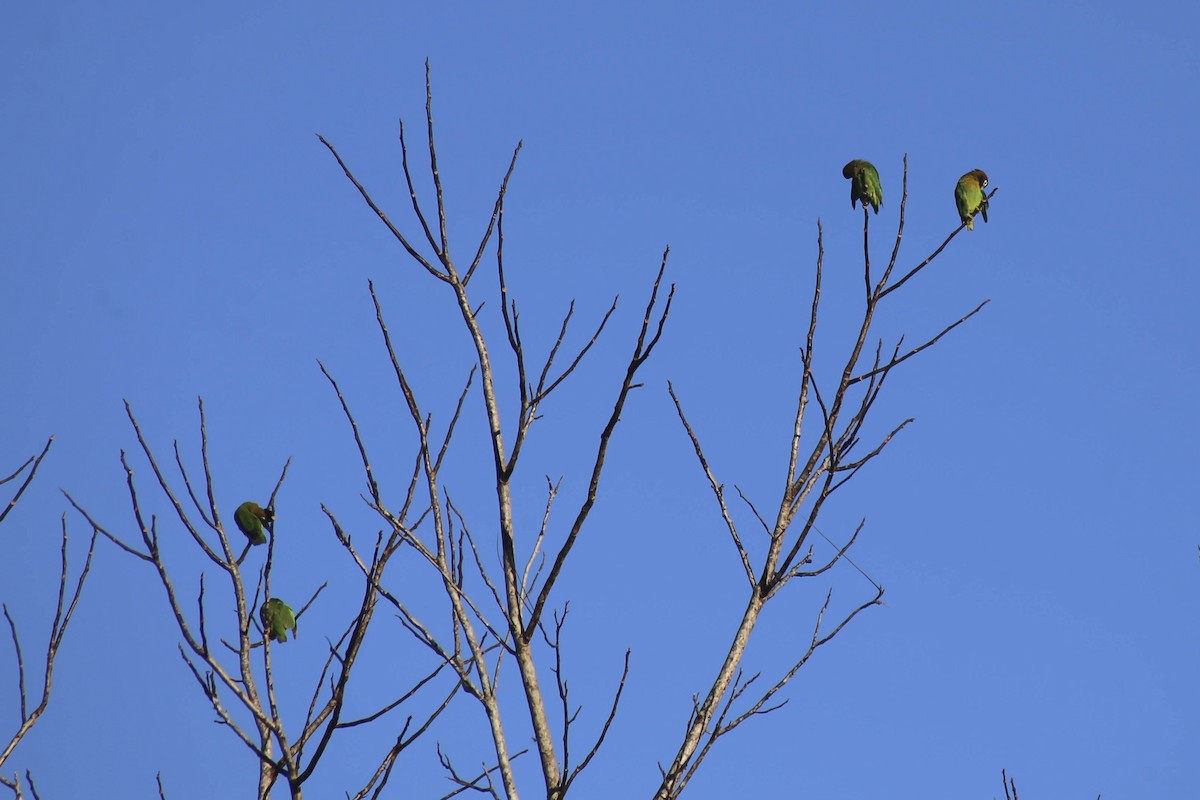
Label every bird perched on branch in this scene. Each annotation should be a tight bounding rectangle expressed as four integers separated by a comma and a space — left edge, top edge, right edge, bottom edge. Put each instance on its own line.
234, 501, 273, 546
842, 159, 883, 214
260, 598, 297, 643
955, 169, 989, 230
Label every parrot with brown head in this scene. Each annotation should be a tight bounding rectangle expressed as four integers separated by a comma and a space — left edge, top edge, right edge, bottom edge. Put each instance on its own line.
234, 501, 273, 546
955, 169, 989, 230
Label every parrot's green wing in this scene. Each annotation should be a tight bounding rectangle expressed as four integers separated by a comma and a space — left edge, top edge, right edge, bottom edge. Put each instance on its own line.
954, 179, 978, 230
842, 159, 883, 214
260, 598, 297, 643
860, 162, 883, 214
234, 501, 270, 546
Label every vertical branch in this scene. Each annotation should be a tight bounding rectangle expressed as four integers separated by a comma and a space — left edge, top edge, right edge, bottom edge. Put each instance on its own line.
425, 59, 451, 260
783, 222, 823, 499
861, 205, 872, 302
878, 154, 909, 290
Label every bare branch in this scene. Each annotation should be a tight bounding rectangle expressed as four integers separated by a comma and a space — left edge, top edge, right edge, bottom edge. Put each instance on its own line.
521, 477, 560, 601
848, 299, 990, 386
668, 384, 755, 586
319, 359, 384, 507
448, 496, 507, 633
348, 673, 462, 800
861, 204, 872, 302
464, 140, 523, 286
562, 649, 631, 795
784, 222, 823, 494
877, 154, 910, 290
533, 297, 620, 407
317, 134, 446, 281
496, 200, 529, 418
0, 518, 98, 771
1002, 768, 1018, 800
789, 521, 878, 590
435, 366, 478, 474
123, 403, 226, 566
435, 746, 529, 800
2, 607, 26, 728
879, 184, 999, 300
173, 440, 215, 530
424, 59, 450, 261
338, 660, 452, 729
528, 250, 675, 635
724, 586, 882, 737
0, 437, 52, 526
397, 115, 440, 257
62, 490, 149, 561
734, 487, 772, 538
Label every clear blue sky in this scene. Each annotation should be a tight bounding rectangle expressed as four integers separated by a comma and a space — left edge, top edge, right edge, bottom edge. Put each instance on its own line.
3, 2, 1197, 797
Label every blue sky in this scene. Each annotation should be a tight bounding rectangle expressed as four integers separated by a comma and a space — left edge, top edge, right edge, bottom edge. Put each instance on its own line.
3, 2, 1198, 797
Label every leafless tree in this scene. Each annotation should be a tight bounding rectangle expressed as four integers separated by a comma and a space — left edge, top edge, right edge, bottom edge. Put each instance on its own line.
311, 62, 996, 800
1, 437, 97, 800
66, 405, 459, 800
59, 59, 998, 796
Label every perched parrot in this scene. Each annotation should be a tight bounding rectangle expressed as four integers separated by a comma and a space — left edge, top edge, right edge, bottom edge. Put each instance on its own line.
234, 501, 273, 546
842, 160, 883, 215
955, 169, 990, 230
260, 598, 297, 643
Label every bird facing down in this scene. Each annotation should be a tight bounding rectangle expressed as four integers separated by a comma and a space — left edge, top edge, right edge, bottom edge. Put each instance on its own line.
955, 169, 989, 230
842, 160, 883, 215
260, 598, 297, 643
234, 501, 274, 546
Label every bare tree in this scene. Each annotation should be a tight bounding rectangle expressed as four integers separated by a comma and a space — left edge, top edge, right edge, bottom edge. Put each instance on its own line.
1, 437, 97, 800
313, 62, 995, 800
66, 62, 997, 797
66, 404, 458, 800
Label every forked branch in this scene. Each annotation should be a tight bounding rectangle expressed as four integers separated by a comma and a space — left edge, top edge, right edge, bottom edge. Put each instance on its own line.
0, 437, 53, 527
655, 158, 990, 799
1, 517, 97, 794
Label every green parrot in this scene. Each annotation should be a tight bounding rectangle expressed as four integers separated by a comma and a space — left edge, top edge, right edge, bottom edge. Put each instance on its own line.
234, 501, 273, 546
259, 598, 297, 643
955, 169, 990, 230
842, 160, 883, 215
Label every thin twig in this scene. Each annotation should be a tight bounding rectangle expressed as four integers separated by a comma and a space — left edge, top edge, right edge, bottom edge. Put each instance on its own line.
0, 437, 53, 526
